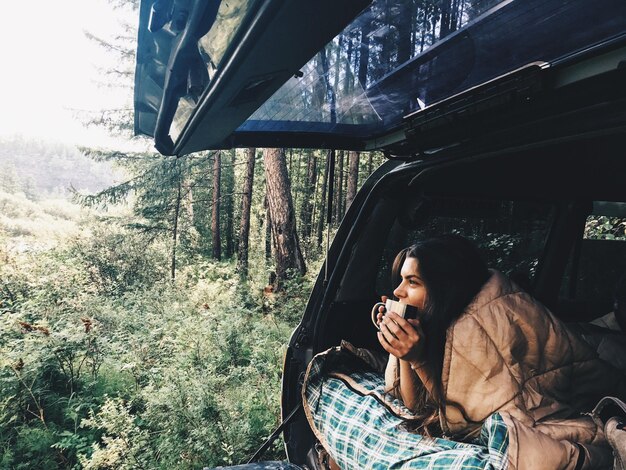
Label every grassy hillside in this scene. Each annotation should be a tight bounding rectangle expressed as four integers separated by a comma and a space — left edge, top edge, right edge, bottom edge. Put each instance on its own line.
0, 135, 121, 197
0, 190, 85, 253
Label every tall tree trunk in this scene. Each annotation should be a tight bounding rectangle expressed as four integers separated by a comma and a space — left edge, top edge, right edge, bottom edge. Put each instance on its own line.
237, 147, 256, 276
343, 34, 354, 96
346, 151, 360, 211
300, 151, 317, 238
420, 12, 428, 53
313, 54, 327, 121
316, 150, 331, 246
224, 149, 235, 258
334, 150, 345, 223
265, 196, 272, 262
264, 148, 306, 288
439, 0, 453, 39
292, 149, 303, 217
396, 1, 413, 64
431, 12, 437, 45
333, 34, 344, 97
182, 175, 199, 251
171, 176, 182, 280
378, 0, 392, 77
450, 0, 461, 33
342, 151, 349, 216
320, 46, 337, 124
211, 151, 221, 260
358, 19, 372, 88
311, 151, 321, 239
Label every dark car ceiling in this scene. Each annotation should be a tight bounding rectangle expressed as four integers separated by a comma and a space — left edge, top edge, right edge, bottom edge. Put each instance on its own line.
410, 132, 626, 204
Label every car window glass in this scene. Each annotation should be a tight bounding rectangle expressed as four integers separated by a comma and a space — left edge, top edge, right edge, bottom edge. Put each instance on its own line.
169, 0, 262, 141
375, 198, 555, 296
236, 0, 626, 141
199, 0, 260, 71
560, 202, 626, 317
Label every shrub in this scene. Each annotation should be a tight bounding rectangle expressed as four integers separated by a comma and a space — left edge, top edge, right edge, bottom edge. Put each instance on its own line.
68, 224, 168, 295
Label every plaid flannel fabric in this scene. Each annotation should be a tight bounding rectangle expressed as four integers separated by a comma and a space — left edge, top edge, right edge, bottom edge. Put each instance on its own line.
303, 350, 509, 470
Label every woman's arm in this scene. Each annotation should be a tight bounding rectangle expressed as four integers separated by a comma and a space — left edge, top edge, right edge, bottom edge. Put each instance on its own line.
378, 312, 433, 410
397, 359, 434, 409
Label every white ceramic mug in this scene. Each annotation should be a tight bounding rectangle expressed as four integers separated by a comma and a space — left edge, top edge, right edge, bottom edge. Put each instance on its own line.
371, 298, 412, 330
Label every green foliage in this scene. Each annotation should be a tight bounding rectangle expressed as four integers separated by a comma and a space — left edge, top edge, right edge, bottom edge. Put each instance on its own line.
269, 267, 320, 325
69, 224, 168, 295
79, 398, 152, 469
585, 216, 626, 241
0, 213, 316, 469
1, 137, 378, 469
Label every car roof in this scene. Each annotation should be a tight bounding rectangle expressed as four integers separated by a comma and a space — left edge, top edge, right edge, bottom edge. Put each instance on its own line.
134, 0, 626, 156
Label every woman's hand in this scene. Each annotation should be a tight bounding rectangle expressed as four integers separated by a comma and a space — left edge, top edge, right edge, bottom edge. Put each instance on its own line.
375, 295, 388, 327
377, 311, 426, 364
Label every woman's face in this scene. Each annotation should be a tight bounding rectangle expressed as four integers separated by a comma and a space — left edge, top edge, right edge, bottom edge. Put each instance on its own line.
393, 256, 427, 309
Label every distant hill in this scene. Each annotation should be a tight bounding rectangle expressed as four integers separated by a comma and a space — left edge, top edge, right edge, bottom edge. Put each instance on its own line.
0, 134, 122, 199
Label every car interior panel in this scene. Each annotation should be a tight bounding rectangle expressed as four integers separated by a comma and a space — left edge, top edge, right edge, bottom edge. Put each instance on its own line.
283, 135, 626, 462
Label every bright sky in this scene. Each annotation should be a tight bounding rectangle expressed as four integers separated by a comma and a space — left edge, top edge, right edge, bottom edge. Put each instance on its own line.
0, 0, 138, 147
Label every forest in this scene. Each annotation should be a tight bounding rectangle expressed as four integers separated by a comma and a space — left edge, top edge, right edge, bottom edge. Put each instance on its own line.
0, 140, 384, 469
1, 0, 521, 468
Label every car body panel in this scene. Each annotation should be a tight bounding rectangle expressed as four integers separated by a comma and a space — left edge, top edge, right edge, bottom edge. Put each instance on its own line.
134, 0, 371, 155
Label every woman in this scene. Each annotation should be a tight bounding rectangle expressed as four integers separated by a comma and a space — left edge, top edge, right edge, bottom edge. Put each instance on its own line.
306, 234, 626, 469
377, 234, 490, 436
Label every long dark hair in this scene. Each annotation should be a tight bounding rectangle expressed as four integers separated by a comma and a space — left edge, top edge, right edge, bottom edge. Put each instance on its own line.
391, 234, 490, 436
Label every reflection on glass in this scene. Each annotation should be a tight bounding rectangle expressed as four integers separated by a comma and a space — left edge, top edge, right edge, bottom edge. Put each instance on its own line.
198, 0, 259, 75
163, 0, 626, 144
239, 0, 503, 133
169, 0, 260, 142
237, 0, 626, 138
248, 46, 382, 129
171, 96, 195, 142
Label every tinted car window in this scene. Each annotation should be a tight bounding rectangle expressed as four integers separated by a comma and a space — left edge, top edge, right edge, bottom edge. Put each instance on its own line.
375, 198, 555, 296
236, 0, 626, 143
560, 202, 626, 319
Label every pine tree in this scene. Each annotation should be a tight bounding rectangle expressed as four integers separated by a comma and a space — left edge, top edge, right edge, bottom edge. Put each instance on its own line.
211, 152, 222, 260
300, 150, 317, 239
346, 151, 359, 211
263, 148, 306, 288
237, 148, 256, 276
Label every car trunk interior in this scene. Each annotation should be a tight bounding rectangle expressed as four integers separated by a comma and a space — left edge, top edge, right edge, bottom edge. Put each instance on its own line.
282, 130, 626, 467
319, 131, 626, 346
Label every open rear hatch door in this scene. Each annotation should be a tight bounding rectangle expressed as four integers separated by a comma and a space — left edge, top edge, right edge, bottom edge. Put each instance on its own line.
135, 0, 626, 157
134, 0, 372, 155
